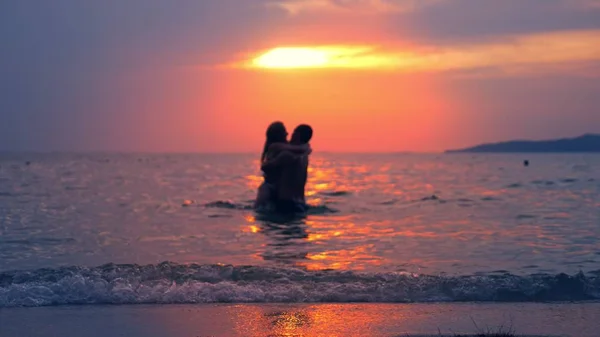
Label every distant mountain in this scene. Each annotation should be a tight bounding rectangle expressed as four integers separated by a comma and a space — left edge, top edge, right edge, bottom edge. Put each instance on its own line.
446, 134, 600, 153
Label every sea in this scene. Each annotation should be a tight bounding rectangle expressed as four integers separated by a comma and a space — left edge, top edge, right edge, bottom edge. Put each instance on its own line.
1, 153, 599, 308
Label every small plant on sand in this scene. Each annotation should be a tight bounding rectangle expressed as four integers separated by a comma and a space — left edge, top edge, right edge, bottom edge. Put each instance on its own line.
436, 330, 516, 337
405, 330, 517, 337
404, 316, 519, 337
451, 333, 516, 337
418, 317, 517, 337
460, 316, 516, 337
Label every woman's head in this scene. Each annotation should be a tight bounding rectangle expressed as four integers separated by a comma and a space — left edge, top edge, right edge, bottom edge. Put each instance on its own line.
266, 121, 287, 143
261, 121, 288, 162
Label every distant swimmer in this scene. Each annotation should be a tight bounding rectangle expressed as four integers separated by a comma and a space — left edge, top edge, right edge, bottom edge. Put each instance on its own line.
524, 160, 529, 167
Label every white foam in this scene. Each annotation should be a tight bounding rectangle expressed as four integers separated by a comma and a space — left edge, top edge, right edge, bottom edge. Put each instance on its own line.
1, 263, 598, 307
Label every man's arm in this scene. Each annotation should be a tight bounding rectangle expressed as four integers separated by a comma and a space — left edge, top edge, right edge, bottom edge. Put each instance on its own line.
268, 143, 311, 155
261, 151, 296, 171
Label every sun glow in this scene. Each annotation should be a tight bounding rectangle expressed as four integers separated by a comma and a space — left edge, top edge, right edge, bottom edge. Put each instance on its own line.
253, 47, 330, 68
250, 46, 390, 69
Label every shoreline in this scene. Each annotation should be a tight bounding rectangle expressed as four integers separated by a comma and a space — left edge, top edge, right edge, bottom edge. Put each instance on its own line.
2, 302, 598, 337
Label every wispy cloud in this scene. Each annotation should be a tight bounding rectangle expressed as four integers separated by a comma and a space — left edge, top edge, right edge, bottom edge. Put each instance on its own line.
239, 29, 600, 76
570, 0, 600, 8
267, 0, 441, 15
407, 30, 600, 74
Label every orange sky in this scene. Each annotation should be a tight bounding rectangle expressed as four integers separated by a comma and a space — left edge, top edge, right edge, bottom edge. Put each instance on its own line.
1, 0, 599, 152
200, 23, 600, 152
203, 68, 458, 152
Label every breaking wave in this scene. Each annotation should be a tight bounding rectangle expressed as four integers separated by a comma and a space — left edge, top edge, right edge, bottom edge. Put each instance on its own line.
1, 262, 599, 307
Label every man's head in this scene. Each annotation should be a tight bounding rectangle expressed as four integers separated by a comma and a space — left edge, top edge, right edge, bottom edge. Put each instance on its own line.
290, 124, 313, 144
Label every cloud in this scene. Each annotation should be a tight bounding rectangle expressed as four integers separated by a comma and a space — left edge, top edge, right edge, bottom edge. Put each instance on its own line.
267, 0, 441, 15
570, 0, 600, 8
239, 30, 600, 76
267, 0, 600, 43
390, 0, 600, 43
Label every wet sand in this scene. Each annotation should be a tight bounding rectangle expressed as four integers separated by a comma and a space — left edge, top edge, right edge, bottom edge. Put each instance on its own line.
1, 302, 598, 337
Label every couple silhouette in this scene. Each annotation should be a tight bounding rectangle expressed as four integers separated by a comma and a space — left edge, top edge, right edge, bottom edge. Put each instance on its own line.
254, 122, 313, 215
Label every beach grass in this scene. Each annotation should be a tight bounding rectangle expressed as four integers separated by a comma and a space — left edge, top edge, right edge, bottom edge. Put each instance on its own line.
430, 332, 517, 337
420, 317, 524, 337
451, 334, 515, 337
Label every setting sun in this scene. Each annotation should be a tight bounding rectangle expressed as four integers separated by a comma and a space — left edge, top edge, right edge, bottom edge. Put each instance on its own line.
249, 46, 391, 69
253, 47, 330, 68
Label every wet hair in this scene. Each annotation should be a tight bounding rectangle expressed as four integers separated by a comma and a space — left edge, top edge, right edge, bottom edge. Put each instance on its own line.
293, 124, 313, 144
261, 121, 287, 162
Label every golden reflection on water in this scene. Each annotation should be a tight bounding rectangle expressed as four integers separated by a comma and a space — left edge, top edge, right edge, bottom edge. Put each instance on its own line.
302, 245, 384, 271
229, 304, 417, 337
242, 204, 508, 271
246, 174, 263, 190
240, 154, 600, 274
242, 156, 451, 271
244, 209, 391, 271
242, 215, 261, 233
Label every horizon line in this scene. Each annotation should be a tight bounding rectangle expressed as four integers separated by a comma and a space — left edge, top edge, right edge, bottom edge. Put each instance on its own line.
0, 150, 444, 155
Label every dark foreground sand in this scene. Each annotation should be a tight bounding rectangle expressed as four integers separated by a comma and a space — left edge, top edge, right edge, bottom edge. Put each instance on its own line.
1, 302, 598, 337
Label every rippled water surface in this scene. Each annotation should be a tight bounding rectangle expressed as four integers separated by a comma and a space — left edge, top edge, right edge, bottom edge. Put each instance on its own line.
1, 152, 599, 274
0, 153, 599, 306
